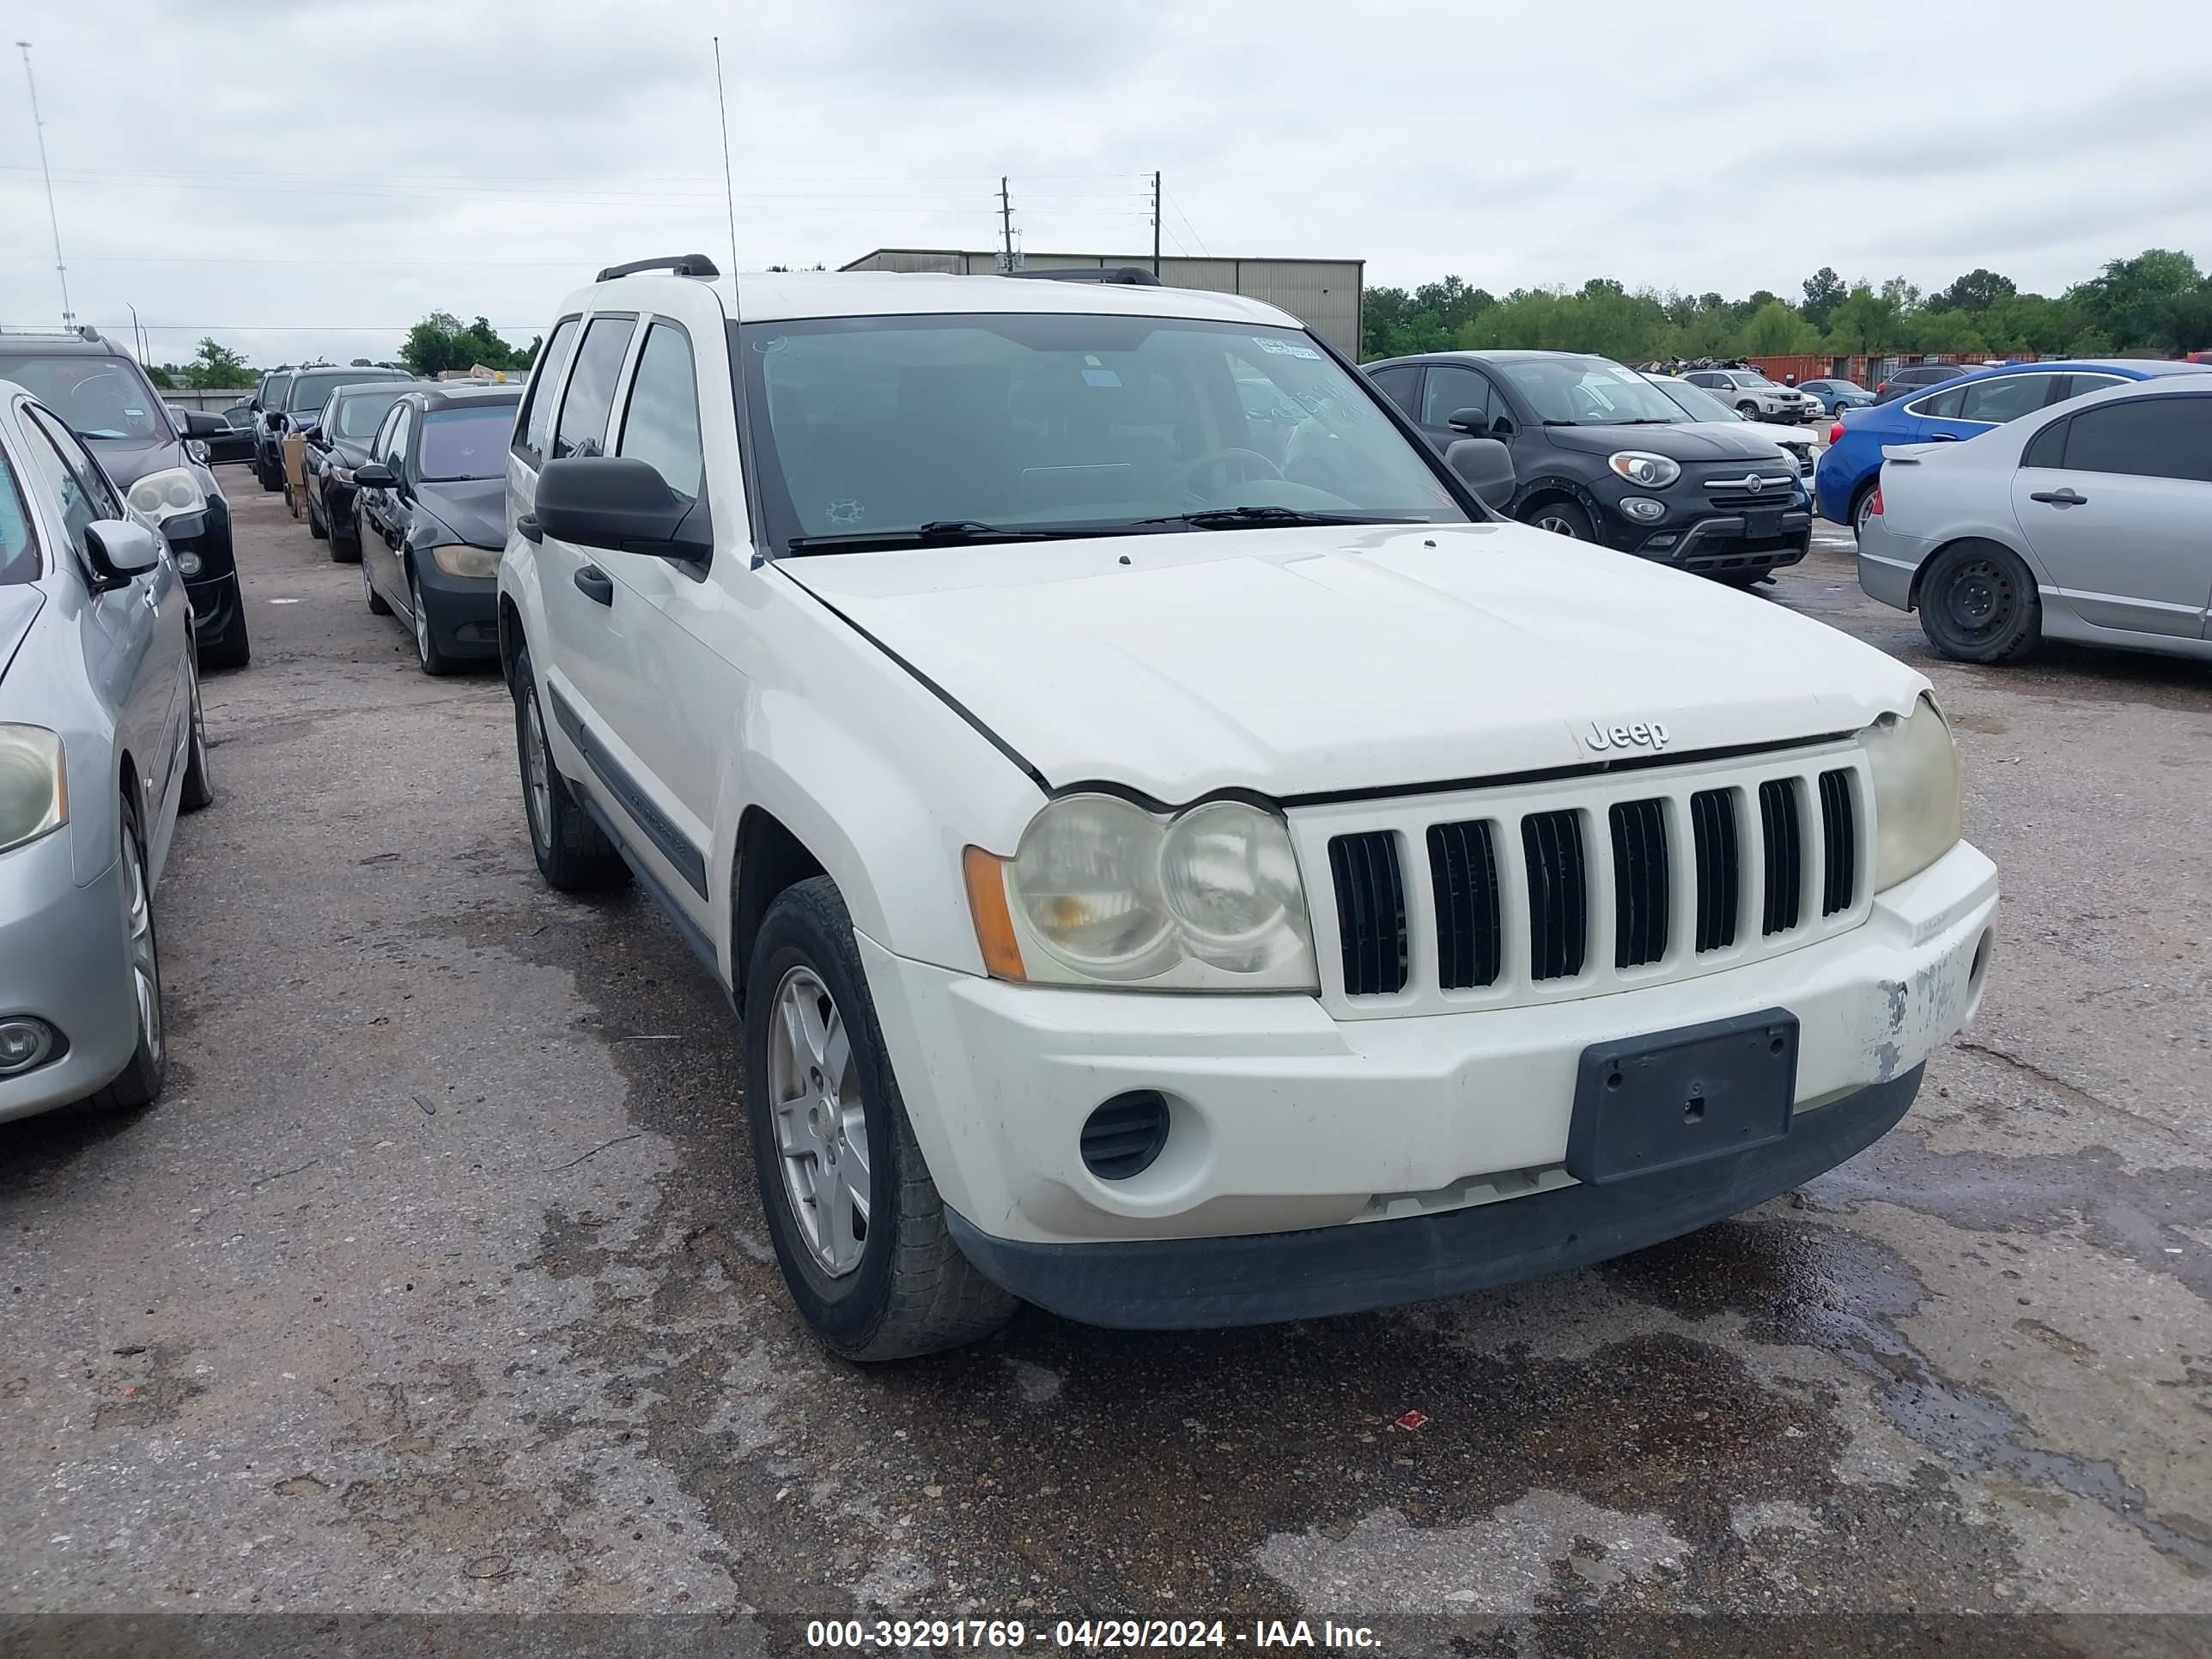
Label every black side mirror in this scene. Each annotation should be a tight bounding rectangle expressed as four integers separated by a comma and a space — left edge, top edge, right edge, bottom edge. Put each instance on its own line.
535, 457, 710, 562
303, 425, 324, 444
1445, 407, 1488, 436
1444, 438, 1516, 510
264, 411, 285, 431
181, 410, 224, 439
352, 462, 396, 489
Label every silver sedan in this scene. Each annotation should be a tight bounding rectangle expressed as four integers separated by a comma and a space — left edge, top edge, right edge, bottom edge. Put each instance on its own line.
0, 380, 211, 1124
1857, 374, 2212, 662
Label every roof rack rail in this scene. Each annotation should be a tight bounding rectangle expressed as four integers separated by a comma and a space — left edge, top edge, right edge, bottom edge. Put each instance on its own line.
1000, 266, 1161, 286
595, 253, 721, 283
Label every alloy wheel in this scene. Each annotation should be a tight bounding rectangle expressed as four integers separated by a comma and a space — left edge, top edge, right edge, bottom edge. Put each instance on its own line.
123, 825, 162, 1066
520, 686, 553, 853
411, 573, 432, 666
1535, 513, 1583, 538
766, 964, 872, 1278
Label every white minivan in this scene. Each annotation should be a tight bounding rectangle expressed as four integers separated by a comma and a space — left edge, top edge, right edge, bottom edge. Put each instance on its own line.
497, 254, 1997, 1358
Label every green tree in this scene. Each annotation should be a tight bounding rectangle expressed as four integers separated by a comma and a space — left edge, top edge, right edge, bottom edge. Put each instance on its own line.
398, 312, 525, 377
1825, 284, 1905, 355
145, 364, 178, 389
179, 337, 254, 390
1739, 299, 1820, 356
2069, 249, 2203, 351
1801, 267, 1847, 331
1928, 268, 2016, 313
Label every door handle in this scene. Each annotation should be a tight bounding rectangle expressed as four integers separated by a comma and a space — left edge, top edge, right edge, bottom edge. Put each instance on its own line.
517, 513, 543, 544
574, 565, 615, 605
1929, 434, 1960, 442
2028, 488, 2087, 507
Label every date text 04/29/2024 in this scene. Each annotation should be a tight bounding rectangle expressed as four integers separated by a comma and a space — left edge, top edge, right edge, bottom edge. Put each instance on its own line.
804, 1619, 1382, 1650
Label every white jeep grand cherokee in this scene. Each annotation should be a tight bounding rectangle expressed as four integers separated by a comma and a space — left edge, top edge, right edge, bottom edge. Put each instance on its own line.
497, 254, 1997, 1359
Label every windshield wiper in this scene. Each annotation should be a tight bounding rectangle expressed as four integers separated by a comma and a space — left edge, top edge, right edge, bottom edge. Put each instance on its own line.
1124, 506, 1427, 531
782, 520, 1134, 555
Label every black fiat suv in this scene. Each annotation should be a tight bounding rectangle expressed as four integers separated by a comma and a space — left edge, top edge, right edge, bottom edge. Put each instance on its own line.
1364, 349, 1812, 583
0, 327, 252, 665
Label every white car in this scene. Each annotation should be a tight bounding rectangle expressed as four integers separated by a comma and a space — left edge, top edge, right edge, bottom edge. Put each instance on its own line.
1644, 374, 1818, 483
496, 257, 1999, 1358
1681, 368, 1823, 424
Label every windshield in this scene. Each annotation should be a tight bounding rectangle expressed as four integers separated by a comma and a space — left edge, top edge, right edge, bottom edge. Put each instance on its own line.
1491, 356, 1687, 426
286, 368, 401, 411
418, 402, 517, 481
333, 386, 410, 440
738, 313, 1464, 550
0, 354, 168, 441
1815, 380, 1869, 396
1647, 378, 1741, 423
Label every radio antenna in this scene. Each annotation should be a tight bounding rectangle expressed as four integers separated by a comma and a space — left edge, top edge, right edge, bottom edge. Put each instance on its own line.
16, 41, 73, 327
711, 34, 770, 563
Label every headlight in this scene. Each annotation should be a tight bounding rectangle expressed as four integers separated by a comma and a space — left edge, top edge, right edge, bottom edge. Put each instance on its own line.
0, 725, 68, 855
964, 793, 1317, 992
125, 466, 207, 526
430, 542, 501, 579
1607, 452, 1680, 489
1865, 696, 1961, 890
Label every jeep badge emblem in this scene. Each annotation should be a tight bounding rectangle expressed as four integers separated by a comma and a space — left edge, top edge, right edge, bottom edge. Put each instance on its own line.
1586, 720, 1671, 753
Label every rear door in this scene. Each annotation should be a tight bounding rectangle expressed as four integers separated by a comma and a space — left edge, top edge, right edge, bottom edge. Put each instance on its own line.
2009, 392, 2212, 639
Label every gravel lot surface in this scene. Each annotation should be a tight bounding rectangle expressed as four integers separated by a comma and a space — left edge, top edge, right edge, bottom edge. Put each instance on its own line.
3, 488, 2207, 1656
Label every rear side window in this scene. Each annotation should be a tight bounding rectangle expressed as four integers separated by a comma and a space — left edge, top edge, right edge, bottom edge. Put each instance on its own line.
1913, 388, 1965, 419
616, 323, 704, 501
2021, 417, 2069, 470
2062, 397, 2212, 483
1954, 375, 2054, 424
553, 316, 638, 460
515, 315, 580, 464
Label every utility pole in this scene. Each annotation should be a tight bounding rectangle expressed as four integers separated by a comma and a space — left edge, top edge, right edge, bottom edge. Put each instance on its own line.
16, 41, 73, 328
999, 177, 1015, 272
1152, 171, 1162, 278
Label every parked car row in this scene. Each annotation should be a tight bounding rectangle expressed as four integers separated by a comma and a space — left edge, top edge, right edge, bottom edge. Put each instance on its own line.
471, 258, 1996, 1358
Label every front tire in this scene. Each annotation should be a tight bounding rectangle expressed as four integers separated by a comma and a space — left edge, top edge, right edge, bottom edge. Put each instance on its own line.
410, 564, 457, 677
745, 876, 1017, 1361
510, 644, 627, 891
257, 453, 282, 493
1523, 498, 1597, 542
179, 659, 214, 811
198, 610, 251, 672
77, 793, 167, 1114
307, 484, 329, 542
1917, 541, 2041, 663
1738, 402, 1762, 421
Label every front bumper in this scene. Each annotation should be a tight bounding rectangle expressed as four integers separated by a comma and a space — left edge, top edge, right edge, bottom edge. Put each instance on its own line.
416, 559, 501, 660
0, 833, 135, 1125
863, 839, 1996, 1255
948, 1066, 1923, 1328
1632, 507, 1813, 575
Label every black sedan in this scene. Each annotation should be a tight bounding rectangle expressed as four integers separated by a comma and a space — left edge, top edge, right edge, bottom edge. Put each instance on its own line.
354, 384, 520, 675
301, 380, 423, 561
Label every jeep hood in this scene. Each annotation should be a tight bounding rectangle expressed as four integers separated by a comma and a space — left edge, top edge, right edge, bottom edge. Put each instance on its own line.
780, 522, 1923, 802
0, 587, 45, 684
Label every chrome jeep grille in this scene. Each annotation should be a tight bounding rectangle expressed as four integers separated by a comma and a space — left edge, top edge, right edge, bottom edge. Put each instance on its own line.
1300, 741, 1870, 1018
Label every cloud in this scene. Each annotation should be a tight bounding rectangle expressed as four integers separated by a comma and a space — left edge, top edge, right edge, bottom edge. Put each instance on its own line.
2, 0, 2204, 370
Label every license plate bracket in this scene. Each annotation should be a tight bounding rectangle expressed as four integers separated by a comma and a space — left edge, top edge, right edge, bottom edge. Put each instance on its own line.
1743, 507, 1784, 540
1565, 1009, 1798, 1185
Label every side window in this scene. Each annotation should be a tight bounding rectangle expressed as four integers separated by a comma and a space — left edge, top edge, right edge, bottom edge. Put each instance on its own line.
2020, 416, 2069, 471
1419, 365, 1498, 430
516, 315, 580, 462
616, 322, 705, 501
17, 419, 101, 556
2055, 373, 2125, 403
1364, 364, 1419, 417
553, 315, 638, 459
0, 447, 42, 585
1912, 387, 1966, 419
26, 408, 125, 520
1956, 375, 2055, 425
2062, 397, 2212, 483
382, 406, 413, 474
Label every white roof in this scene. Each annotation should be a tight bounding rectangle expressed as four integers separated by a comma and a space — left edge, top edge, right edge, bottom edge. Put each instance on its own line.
567, 268, 1300, 330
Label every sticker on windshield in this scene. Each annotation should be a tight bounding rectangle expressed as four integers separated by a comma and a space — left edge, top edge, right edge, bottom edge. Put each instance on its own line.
1081, 368, 1122, 387
1255, 337, 1322, 360
1606, 365, 1644, 383
826, 499, 865, 526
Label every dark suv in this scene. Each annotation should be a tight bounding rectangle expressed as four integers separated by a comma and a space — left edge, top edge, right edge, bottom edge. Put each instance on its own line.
1872, 362, 1970, 404
0, 326, 252, 665
254, 364, 412, 492
1365, 349, 1811, 582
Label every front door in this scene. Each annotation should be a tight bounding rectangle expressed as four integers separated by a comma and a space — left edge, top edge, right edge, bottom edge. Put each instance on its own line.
2010, 392, 2212, 640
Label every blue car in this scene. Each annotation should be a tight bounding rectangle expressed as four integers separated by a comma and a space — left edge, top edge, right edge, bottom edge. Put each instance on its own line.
1814, 360, 2203, 532
1799, 378, 1875, 416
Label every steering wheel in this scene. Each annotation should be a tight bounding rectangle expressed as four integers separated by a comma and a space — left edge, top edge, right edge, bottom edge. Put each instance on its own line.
1170, 447, 1284, 501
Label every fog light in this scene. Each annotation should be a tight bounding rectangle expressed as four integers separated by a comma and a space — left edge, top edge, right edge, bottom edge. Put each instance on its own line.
1646, 532, 1679, 549
1620, 495, 1666, 523
1080, 1091, 1170, 1181
175, 550, 204, 579
0, 1016, 58, 1075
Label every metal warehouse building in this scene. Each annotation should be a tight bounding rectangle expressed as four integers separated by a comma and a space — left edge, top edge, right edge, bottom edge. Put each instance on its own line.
841, 249, 1364, 359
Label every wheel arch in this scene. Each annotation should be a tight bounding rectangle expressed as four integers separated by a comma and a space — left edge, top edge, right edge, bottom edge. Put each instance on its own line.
729, 806, 828, 1008
1911, 533, 2037, 612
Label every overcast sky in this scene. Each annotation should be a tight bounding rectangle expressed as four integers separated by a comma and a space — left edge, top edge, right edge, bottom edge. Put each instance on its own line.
4, 0, 2208, 373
